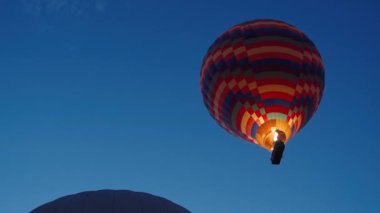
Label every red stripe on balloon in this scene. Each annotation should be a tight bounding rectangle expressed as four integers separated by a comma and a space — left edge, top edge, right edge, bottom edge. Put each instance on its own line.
260, 92, 293, 102
265, 105, 290, 114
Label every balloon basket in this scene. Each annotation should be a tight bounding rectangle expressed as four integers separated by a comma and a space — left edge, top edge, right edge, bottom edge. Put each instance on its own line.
271, 141, 285, 165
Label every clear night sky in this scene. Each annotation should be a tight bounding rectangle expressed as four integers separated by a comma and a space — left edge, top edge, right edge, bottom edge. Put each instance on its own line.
1, 0, 379, 212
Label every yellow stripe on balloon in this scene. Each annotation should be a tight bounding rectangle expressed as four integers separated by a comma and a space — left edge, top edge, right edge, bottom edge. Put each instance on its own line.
251, 112, 258, 121
258, 116, 265, 125
288, 118, 293, 126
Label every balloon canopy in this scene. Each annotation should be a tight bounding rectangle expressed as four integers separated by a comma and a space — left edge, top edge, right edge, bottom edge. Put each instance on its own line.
30, 189, 190, 213
200, 19, 324, 151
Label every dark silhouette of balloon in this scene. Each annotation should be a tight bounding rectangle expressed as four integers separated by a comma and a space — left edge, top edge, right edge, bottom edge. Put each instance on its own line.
30, 189, 191, 213
200, 19, 324, 159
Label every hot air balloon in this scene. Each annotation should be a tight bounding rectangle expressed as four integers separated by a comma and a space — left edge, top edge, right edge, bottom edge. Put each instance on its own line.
200, 19, 325, 164
30, 189, 191, 213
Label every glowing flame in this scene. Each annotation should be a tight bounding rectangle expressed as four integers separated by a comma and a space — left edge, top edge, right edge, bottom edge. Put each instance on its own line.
273, 130, 278, 142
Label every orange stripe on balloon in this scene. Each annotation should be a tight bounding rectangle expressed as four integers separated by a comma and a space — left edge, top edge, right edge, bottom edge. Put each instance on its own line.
246, 41, 303, 52
258, 84, 295, 96
247, 46, 303, 60
240, 111, 251, 135
212, 81, 227, 121
245, 116, 255, 137
248, 52, 302, 64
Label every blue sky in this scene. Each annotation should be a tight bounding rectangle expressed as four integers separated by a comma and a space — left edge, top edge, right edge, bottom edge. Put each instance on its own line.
1, 0, 379, 212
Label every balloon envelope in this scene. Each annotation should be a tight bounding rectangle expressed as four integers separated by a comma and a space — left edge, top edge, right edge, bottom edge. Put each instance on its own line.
30, 189, 191, 213
200, 19, 324, 151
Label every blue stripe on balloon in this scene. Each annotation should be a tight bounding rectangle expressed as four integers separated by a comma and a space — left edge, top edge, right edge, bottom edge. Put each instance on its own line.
251, 122, 259, 137
262, 99, 291, 108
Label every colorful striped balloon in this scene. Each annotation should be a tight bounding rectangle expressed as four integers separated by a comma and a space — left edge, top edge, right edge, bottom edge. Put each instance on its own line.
200, 19, 325, 151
